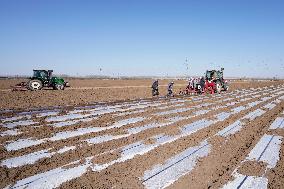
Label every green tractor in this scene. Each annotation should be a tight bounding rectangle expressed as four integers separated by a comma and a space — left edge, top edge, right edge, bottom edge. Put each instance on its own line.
17, 70, 70, 91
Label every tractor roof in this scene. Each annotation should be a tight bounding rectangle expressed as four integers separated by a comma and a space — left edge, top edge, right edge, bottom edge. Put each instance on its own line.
207, 69, 223, 72
33, 70, 53, 72
207, 68, 224, 72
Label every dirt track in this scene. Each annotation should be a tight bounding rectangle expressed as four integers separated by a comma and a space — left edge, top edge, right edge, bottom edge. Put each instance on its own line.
1, 81, 284, 189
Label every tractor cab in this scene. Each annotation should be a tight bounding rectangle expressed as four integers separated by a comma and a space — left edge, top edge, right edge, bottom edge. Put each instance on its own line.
31, 70, 54, 86
205, 68, 224, 81
32, 70, 52, 80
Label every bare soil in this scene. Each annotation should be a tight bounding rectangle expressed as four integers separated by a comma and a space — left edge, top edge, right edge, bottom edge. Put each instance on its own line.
0, 78, 282, 110
0, 79, 284, 189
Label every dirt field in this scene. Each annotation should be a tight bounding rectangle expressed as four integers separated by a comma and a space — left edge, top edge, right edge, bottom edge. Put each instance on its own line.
1, 79, 284, 189
0, 79, 282, 110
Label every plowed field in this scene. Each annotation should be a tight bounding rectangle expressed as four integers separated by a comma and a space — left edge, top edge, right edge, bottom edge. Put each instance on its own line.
1, 82, 284, 189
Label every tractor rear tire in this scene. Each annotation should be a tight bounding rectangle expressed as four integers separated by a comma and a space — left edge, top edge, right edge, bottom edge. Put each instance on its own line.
54, 84, 65, 90
28, 80, 43, 91
215, 81, 222, 93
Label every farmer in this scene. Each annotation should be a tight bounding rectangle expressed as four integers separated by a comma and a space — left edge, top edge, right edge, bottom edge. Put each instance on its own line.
167, 81, 174, 97
151, 79, 159, 96
186, 77, 193, 92
185, 83, 191, 94
193, 77, 198, 89
200, 76, 205, 92
205, 77, 215, 94
212, 72, 217, 80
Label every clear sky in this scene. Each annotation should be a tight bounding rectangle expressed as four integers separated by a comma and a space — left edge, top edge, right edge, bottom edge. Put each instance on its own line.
0, 0, 284, 78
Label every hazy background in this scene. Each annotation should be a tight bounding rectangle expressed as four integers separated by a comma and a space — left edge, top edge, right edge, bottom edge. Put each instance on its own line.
0, 0, 284, 78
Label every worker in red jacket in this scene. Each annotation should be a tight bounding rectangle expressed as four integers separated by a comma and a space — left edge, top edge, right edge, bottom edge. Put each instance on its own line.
205, 78, 215, 94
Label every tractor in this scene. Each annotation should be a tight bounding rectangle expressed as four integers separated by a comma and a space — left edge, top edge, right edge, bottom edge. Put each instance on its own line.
12, 70, 70, 91
205, 68, 229, 93
179, 68, 229, 95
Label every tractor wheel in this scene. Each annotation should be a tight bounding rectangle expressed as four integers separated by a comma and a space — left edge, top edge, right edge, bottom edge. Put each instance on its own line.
215, 81, 222, 93
54, 83, 65, 90
28, 80, 43, 91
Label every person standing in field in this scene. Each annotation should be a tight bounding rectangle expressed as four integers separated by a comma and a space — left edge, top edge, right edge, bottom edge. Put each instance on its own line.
200, 76, 205, 93
189, 77, 194, 90
167, 81, 174, 97
152, 79, 159, 96
205, 77, 215, 94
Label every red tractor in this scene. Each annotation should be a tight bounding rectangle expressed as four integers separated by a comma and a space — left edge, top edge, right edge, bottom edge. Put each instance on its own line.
180, 68, 229, 95
204, 68, 229, 94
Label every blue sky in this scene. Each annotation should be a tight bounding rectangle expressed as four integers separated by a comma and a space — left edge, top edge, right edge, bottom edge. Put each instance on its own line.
0, 0, 284, 78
